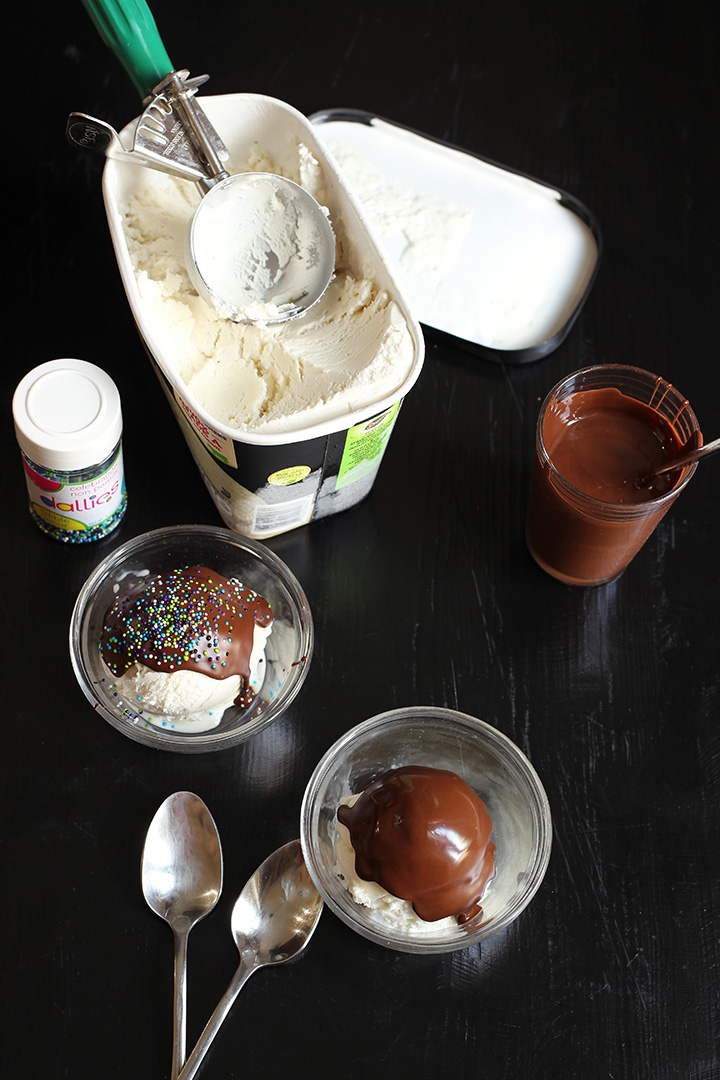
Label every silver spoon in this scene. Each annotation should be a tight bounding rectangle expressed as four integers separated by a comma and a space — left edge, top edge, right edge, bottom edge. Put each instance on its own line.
176, 840, 323, 1080
141, 792, 223, 1080
640, 434, 720, 482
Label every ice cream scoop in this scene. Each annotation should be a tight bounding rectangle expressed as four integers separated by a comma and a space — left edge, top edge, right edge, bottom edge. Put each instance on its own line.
78, 0, 334, 323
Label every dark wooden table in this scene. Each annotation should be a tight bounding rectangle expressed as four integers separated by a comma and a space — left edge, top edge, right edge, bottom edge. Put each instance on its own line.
3, 1, 719, 1077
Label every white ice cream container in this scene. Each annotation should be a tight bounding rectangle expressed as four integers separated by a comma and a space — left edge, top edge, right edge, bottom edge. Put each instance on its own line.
102, 93, 425, 539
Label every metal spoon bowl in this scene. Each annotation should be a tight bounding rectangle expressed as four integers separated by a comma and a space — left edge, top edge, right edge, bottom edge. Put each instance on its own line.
177, 840, 323, 1080
141, 792, 223, 1080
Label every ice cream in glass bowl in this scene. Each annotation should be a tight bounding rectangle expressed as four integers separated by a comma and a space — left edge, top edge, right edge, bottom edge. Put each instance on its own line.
70, 524, 313, 752
300, 707, 552, 954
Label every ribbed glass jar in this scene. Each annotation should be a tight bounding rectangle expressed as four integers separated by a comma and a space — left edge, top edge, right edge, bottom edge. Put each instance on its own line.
526, 364, 701, 585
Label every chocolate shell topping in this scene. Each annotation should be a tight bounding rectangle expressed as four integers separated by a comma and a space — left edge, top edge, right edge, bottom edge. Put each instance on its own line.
338, 765, 496, 923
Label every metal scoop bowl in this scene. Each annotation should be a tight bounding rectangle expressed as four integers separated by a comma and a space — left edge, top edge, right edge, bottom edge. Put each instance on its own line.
187, 172, 335, 324
75, 0, 334, 323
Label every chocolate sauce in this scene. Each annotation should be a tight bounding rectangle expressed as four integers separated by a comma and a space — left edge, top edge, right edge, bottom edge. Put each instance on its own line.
100, 565, 273, 705
526, 385, 695, 585
338, 765, 496, 924
542, 387, 684, 504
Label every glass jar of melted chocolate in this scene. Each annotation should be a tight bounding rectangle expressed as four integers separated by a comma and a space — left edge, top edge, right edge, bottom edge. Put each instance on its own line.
526, 364, 702, 585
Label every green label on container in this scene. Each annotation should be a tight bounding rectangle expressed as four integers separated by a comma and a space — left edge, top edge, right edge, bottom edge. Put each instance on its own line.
336, 403, 400, 490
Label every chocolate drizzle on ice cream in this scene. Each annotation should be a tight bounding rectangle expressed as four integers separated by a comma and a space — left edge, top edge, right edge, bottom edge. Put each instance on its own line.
100, 565, 273, 730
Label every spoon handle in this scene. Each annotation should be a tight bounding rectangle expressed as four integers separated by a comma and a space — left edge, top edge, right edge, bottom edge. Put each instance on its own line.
651, 434, 720, 477
171, 926, 190, 1080
176, 960, 256, 1080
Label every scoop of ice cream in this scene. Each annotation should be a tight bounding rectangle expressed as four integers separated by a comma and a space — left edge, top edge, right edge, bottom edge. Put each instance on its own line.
100, 565, 273, 731
109, 665, 243, 731
334, 806, 457, 932
122, 146, 416, 435
337, 765, 496, 925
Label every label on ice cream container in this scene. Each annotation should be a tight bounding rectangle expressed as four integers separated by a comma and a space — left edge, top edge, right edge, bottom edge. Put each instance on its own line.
251, 493, 316, 535
173, 389, 238, 467
267, 465, 313, 485
336, 404, 400, 489
162, 370, 403, 538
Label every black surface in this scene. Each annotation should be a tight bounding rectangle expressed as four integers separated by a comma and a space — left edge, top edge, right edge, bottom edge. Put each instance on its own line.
2, 1, 719, 1078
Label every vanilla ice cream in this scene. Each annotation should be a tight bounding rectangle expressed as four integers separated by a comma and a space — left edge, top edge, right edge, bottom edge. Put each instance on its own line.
323, 139, 472, 335
100, 565, 273, 732
120, 140, 415, 436
188, 172, 335, 322
102, 95, 423, 538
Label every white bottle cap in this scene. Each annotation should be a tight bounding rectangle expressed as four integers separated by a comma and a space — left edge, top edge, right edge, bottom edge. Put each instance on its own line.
13, 359, 123, 471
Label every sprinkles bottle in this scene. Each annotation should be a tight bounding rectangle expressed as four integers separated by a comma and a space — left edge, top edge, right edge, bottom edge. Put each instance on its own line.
12, 359, 127, 543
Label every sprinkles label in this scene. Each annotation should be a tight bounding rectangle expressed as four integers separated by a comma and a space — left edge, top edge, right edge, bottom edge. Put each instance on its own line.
22, 447, 126, 542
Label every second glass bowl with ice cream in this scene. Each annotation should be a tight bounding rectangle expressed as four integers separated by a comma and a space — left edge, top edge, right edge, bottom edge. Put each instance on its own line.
300, 707, 552, 954
70, 524, 313, 752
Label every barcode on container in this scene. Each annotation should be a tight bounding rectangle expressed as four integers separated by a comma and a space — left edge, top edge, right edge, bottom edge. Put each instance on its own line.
251, 494, 315, 535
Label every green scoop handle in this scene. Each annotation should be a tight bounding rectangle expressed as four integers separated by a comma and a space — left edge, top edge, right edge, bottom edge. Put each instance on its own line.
80, 0, 173, 99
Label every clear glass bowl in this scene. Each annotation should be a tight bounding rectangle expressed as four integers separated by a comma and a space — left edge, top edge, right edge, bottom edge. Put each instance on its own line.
70, 524, 313, 752
301, 707, 552, 954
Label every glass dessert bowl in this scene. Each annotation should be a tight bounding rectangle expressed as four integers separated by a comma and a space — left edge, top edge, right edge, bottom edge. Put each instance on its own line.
301, 707, 552, 954
70, 524, 313, 752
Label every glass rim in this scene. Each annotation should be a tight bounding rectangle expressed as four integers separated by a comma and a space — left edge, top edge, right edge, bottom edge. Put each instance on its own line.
69, 523, 314, 753
300, 706, 553, 953
536, 363, 700, 513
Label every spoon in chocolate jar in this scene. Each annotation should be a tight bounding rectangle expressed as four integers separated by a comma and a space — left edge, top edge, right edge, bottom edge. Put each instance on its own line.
637, 435, 720, 487
176, 841, 323, 1080
142, 792, 223, 1080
